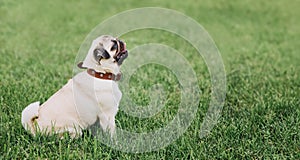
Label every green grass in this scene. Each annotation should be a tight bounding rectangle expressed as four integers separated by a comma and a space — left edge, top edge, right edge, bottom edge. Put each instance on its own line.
1, 0, 299, 159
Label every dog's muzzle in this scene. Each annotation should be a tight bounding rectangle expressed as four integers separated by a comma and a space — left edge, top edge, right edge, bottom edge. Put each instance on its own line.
112, 39, 128, 65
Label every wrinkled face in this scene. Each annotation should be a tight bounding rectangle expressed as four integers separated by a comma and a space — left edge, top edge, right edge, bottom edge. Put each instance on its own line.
93, 35, 128, 66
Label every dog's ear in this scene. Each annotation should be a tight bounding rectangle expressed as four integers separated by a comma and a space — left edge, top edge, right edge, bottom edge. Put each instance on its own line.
93, 48, 110, 62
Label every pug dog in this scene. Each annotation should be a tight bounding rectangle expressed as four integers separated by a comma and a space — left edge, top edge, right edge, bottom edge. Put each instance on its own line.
21, 35, 128, 138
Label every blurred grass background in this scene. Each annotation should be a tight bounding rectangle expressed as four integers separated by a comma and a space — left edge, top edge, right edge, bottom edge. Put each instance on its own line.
0, 0, 299, 159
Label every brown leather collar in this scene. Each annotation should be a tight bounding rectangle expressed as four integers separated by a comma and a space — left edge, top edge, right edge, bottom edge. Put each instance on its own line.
87, 69, 121, 81
77, 62, 121, 81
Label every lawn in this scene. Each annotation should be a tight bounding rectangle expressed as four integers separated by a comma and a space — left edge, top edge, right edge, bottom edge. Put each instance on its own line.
0, 0, 299, 159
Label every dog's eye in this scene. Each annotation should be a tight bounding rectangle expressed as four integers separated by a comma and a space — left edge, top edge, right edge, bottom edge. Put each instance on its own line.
111, 43, 118, 52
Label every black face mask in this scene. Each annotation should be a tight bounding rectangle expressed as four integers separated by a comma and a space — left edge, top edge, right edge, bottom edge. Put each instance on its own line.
112, 39, 128, 65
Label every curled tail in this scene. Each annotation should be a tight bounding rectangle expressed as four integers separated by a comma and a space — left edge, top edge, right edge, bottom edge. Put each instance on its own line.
21, 101, 40, 135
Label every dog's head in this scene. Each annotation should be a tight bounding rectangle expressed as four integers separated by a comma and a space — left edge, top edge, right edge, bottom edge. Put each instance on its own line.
81, 35, 128, 74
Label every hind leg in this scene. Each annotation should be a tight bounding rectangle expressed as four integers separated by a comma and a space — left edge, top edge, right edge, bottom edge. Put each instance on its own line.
56, 126, 83, 139
34, 118, 83, 138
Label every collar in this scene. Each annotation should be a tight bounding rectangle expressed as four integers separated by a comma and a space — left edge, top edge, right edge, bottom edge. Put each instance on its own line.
87, 69, 121, 81
77, 62, 121, 81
